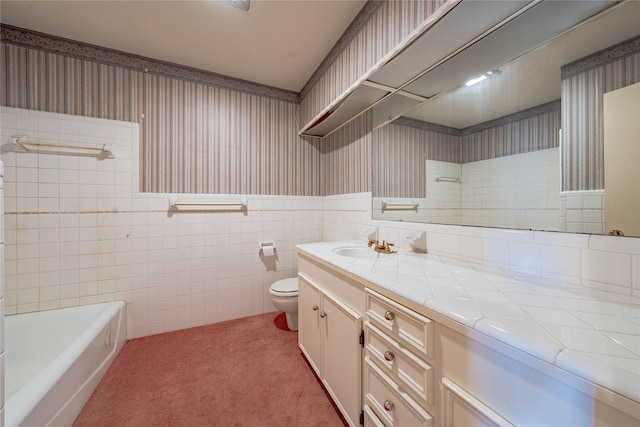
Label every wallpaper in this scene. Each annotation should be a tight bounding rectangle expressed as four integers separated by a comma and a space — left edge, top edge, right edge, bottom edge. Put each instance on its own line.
299, 0, 447, 128
0, 43, 142, 123
0, 41, 319, 195
561, 36, 640, 191
460, 101, 560, 164
299, 0, 447, 196
373, 102, 560, 198
0, 0, 445, 197
373, 121, 459, 198
141, 74, 318, 195
313, 112, 372, 197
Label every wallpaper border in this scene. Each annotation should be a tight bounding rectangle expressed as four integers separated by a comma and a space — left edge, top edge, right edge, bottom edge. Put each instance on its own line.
561, 35, 640, 80
393, 116, 461, 136
0, 24, 298, 103
461, 99, 561, 135
393, 99, 561, 136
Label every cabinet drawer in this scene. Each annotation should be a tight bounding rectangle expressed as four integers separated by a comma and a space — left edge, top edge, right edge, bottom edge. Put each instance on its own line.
364, 357, 433, 427
365, 289, 433, 358
363, 405, 386, 427
365, 320, 433, 405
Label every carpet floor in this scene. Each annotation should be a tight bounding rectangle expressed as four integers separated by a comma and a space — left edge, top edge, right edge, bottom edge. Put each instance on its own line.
73, 312, 348, 427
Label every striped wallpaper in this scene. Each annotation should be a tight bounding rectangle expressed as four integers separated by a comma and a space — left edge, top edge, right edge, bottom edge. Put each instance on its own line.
561, 36, 640, 191
460, 102, 560, 164
373, 121, 459, 198
0, 43, 142, 123
373, 102, 560, 198
314, 112, 372, 197
1, 42, 319, 195
141, 74, 318, 195
1, 0, 448, 197
299, 0, 447, 128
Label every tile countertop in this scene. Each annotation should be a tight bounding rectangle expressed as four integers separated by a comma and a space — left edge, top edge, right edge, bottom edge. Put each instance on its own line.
297, 241, 640, 404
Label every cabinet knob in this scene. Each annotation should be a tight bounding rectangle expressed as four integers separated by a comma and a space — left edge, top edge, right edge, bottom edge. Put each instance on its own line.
383, 400, 394, 411
312, 305, 319, 311
320, 311, 327, 318
384, 351, 395, 362
384, 310, 395, 321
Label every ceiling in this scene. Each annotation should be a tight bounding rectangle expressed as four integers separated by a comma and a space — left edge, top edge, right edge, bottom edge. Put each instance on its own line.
0, 0, 367, 93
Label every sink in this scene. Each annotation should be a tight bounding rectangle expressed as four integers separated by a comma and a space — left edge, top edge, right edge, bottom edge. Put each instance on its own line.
333, 247, 393, 259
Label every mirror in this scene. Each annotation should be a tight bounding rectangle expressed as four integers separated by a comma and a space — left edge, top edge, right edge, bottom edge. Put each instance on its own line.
372, 1, 640, 237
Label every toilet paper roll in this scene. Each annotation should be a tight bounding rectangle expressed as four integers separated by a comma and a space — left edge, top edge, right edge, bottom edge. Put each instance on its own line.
262, 246, 274, 257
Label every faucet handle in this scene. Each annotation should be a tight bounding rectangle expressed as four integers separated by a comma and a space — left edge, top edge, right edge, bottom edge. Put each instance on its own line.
383, 241, 397, 254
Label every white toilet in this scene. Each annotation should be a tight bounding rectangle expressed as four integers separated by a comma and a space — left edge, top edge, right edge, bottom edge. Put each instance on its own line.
269, 277, 299, 331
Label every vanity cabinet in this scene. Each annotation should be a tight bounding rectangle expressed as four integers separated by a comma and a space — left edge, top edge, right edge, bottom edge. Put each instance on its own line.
362, 289, 640, 427
435, 321, 640, 427
297, 245, 640, 427
297, 253, 365, 427
363, 289, 434, 427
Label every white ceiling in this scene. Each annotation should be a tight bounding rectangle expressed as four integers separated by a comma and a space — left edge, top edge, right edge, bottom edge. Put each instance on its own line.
0, 0, 367, 93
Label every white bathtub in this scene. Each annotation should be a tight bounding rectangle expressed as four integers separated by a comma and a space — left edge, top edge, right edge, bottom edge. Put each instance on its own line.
4, 301, 126, 427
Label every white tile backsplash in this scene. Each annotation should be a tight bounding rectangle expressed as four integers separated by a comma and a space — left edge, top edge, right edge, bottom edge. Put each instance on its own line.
329, 192, 639, 298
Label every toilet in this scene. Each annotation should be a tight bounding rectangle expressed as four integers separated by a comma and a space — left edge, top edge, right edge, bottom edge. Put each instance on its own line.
269, 277, 299, 331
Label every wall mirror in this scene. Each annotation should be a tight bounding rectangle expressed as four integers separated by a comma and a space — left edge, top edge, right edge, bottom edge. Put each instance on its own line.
371, 0, 640, 237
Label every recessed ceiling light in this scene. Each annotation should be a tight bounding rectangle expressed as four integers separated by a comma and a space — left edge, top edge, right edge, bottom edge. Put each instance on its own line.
465, 75, 488, 86
465, 69, 502, 86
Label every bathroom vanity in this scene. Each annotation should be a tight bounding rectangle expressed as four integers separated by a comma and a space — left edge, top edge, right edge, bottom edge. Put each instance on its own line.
297, 241, 640, 427
298, 251, 365, 427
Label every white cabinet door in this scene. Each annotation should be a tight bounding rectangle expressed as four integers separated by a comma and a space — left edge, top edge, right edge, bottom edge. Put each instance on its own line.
298, 277, 323, 377
298, 274, 363, 427
322, 291, 362, 427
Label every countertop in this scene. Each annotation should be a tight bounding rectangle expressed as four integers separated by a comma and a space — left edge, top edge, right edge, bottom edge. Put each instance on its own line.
297, 240, 640, 404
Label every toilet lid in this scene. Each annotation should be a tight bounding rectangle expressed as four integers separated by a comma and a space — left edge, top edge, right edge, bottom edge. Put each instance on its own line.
270, 277, 298, 296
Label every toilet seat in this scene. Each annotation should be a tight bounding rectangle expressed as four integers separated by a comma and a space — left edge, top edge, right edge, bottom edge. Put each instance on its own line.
269, 277, 298, 297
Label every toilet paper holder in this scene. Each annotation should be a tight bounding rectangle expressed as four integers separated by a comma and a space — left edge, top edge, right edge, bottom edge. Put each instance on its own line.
259, 241, 277, 256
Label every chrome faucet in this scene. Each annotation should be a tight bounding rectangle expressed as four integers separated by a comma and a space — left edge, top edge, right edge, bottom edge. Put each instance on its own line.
368, 239, 397, 254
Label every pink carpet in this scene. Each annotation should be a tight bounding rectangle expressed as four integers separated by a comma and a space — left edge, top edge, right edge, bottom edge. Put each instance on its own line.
74, 312, 348, 426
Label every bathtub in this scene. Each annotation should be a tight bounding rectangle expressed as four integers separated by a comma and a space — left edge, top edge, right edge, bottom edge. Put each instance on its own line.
4, 301, 126, 427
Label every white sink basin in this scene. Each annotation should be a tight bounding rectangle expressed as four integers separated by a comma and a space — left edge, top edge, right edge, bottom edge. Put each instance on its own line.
333, 247, 393, 259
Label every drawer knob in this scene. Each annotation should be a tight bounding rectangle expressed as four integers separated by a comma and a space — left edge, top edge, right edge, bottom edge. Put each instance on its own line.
312, 305, 319, 311
320, 311, 327, 318
384, 351, 395, 362
383, 400, 394, 411
384, 311, 395, 321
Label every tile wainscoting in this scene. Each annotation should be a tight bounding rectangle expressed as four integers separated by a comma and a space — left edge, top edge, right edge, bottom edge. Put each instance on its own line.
560, 189, 606, 234
0, 107, 322, 339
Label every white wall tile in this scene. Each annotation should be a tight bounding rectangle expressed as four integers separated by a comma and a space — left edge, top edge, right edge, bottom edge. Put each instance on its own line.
542, 246, 581, 281
2, 107, 317, 338
582, 249, 632, 288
